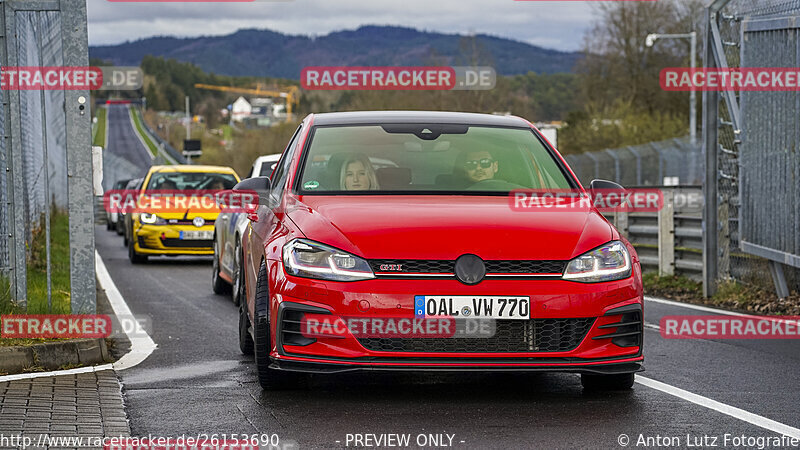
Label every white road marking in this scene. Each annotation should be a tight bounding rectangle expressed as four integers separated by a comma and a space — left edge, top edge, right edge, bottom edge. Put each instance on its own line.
642, 297, 800, 437
645, 296, 749, 317
96, 250, 158, 370
0, 364, 114, 383
0, 252, 155, 381
637, 376, 800, 439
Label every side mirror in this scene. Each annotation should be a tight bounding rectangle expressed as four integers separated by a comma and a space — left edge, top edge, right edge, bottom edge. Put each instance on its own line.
233, 176, 270, 223
589, 179, 624, 193
233, 176, 270, 192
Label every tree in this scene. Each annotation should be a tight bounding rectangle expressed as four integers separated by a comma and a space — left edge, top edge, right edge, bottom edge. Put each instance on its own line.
578, 0, 703, 116
558, 0, 704, 153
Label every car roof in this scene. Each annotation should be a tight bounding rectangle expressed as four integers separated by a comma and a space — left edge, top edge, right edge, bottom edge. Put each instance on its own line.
147, 164, 238, 175
254, 154, 281, 163
310, 111, 530, 127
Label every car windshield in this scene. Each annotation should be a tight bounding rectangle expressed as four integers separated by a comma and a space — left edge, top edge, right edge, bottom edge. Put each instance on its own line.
297, 125, 573, 194
145, 172, 238, 191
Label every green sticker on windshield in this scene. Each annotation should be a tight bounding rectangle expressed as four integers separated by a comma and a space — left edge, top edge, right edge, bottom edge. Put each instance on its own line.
304, 180, 320, 190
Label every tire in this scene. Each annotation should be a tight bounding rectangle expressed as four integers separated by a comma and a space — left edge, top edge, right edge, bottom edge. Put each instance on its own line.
212, 238, 231, 295
115, 222, 124, 235
239, 302, 254, 355
106, 220, 113, 231
581, 373, 635, 391
253, 261, 302, 390
128, 239, 148, 264
123, 226, 129, 247
231, 242, 244, 306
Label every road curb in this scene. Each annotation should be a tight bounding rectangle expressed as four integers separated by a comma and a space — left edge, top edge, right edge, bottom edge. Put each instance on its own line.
0, 338, 110, 374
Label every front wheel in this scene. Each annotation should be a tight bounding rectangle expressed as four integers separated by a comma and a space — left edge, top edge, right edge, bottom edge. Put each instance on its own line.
581, 373, 635, 391
128, 240, 147, 264
253, 261, 303, 390
212, 238, 230, 295
231, 242, 244, 306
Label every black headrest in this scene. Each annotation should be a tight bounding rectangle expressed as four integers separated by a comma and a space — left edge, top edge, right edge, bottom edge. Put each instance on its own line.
376, 167, 411, 189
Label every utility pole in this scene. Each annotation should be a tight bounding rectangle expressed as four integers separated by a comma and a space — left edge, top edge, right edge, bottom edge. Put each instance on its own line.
185, 96, 191, 140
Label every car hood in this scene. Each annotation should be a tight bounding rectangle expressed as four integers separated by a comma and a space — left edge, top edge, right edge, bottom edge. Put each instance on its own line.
287, 195, 614, 261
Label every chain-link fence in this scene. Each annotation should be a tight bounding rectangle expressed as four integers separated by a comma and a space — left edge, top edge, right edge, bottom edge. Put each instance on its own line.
0, 29, 8, 301
703, 0, 800, 296
563, 136, 701, 187
0, 0, 95, 312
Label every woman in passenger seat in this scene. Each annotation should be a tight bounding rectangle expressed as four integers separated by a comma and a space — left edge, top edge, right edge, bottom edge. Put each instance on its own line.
340, 154, 380, 191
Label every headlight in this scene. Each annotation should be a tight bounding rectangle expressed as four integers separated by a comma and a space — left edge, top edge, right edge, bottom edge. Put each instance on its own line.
283, 239, 375, 282
140, 213, 166, 225
562, 240, 631, 283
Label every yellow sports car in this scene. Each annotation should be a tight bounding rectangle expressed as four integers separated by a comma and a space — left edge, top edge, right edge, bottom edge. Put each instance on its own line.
128, 165, 240, 263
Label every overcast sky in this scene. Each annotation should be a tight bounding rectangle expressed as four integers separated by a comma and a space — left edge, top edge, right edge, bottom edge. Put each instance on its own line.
87, 0, 598, 52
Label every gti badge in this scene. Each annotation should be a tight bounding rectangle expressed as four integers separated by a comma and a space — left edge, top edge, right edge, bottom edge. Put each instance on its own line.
379, 264, 403, 271
192, 217, 205, 228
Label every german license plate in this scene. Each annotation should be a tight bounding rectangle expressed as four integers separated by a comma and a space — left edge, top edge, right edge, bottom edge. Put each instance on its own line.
415, 296, 530, 320
180, 230, 213, 240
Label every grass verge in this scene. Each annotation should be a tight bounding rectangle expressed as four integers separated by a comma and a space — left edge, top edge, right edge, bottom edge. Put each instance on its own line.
93, 107, 107, 147
643, 272, 800, 315
25, 210, 71, 314
1, 209, 71, 346
130, 107, 159, 157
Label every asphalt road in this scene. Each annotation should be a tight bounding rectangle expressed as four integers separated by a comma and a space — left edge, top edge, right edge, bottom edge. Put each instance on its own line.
102, 104, 152, 190
93, 227, 800, 449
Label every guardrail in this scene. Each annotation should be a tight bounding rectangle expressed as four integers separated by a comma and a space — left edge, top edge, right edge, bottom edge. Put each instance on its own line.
133, 108, 187, 164
603, 186, 703, 280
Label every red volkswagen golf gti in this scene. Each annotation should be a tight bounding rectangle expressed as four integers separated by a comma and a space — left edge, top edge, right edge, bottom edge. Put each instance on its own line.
236, 111, 643, 390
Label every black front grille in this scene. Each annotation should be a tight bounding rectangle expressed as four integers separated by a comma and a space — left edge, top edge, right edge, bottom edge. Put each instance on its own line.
161, 238, 213, 248
370, 259, 566, 275
370, 260, 453, 273
357, 318, 595, 353
484, 260, 566, 274
281, 310, 315, 346
594, 311, 642, 348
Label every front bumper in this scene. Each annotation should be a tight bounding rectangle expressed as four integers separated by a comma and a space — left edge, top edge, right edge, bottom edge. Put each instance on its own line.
271, 355, 643, 374
265, 259, 645, 374
132, 223, 215, 255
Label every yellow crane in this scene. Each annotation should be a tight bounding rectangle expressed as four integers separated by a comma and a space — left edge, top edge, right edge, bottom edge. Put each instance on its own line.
194, 83, 300, 121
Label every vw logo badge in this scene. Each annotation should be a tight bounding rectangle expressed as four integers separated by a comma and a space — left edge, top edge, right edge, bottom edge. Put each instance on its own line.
192, 217, 205, 228
461, 306, 472, 317
454, 254, 486, 285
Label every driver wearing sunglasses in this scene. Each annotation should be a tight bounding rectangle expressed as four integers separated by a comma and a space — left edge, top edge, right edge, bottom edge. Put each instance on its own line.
462, 150, 499, 183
